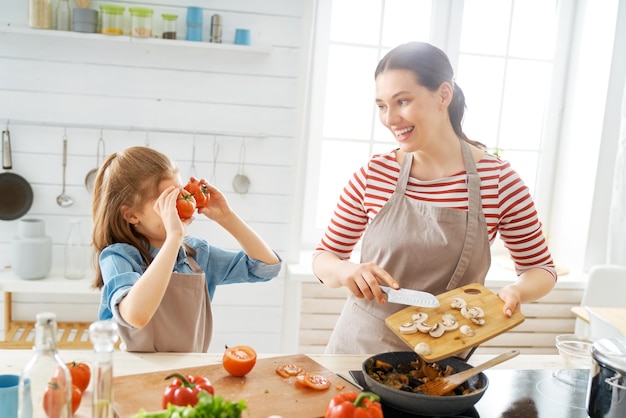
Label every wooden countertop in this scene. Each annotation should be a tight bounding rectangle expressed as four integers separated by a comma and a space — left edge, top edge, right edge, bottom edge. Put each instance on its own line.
1, 350, 573, 417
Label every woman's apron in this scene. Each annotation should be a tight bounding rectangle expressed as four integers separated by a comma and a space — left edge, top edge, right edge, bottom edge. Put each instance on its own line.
325, 140, 491, 354
118, 256, 213, 352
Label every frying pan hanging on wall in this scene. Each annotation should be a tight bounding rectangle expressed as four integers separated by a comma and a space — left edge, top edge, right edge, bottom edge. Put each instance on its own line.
0, 128, 34, 220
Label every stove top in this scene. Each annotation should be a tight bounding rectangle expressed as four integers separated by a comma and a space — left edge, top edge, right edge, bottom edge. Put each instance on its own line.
349, 368, 590, 418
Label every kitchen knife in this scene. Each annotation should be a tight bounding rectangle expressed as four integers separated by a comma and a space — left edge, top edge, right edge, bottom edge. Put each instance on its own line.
380, 286, 440, 307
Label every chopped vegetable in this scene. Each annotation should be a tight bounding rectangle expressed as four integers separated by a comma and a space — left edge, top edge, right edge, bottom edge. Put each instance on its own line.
132, 392, 246, 418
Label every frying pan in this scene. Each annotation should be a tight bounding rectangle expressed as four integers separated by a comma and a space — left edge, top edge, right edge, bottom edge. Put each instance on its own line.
0, 129, 34, 220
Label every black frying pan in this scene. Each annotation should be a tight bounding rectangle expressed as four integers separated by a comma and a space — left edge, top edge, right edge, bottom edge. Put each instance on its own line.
0, 129, 33, 220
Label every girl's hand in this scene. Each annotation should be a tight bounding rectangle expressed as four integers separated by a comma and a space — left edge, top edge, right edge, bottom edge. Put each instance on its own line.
188, 177, 233, 222
154, 185, 188, 239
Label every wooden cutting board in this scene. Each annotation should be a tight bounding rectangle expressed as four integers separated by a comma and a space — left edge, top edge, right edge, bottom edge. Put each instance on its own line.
385, 283, 525, 362
113, 354, 360, 418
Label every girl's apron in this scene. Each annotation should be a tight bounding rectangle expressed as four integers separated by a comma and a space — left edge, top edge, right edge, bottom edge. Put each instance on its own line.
325, 140, 491, 354
118, 256, 213, 352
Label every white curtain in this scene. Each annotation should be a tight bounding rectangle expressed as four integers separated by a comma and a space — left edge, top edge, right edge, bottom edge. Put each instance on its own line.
608, 82, 626, 265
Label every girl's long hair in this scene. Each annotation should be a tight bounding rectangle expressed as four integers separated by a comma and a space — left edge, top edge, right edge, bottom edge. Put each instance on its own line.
91, 146, 179, 289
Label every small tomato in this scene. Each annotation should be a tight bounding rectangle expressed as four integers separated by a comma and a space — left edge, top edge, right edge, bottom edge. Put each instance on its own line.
176, 189, 196, 220
222, 345, 257, 377
276, 363, 305, 378
162, 373, 215, 409
66, 361, 91, 393
42, 379, 68, 418
184, 180, 210, 209
296, 373, 332, 390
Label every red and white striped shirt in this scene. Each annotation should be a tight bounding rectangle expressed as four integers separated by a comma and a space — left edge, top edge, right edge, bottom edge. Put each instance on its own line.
316, 151, 557, 280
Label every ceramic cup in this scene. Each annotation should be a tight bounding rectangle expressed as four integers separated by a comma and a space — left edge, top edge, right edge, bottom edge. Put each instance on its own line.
0, 374, 20, 418
234, 28, 251, 45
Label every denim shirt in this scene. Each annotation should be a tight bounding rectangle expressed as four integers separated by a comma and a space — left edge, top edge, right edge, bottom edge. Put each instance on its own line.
98, 236, 282, 327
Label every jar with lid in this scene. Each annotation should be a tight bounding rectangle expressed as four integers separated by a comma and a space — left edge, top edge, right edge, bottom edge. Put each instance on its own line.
29, 0, 53, 29
162, 14, 178, 39
99, 4, 125, 35
129, 7, 154, 38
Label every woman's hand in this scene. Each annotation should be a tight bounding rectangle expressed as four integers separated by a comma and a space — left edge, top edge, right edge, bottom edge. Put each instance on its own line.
336, 261, 399, 304
188, 177, 233, 222
497, 284, 522, 318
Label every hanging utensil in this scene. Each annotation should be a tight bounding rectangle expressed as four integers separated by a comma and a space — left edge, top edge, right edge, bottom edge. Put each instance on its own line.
232, 138, 250, 194
0, 125, 34, 220
210, 136, 219, 185
189, 134, 198, 179
56, 131, 74, 207
85, 130, 106, 193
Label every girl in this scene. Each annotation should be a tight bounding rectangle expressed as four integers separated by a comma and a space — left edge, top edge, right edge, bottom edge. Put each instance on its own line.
91, 146, 281, 352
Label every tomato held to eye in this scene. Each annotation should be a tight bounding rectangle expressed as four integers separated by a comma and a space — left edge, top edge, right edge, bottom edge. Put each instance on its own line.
184, 180, 210, 209
176, 189, 196, 220
66, 361, 91, 393
222, 345, 257, 377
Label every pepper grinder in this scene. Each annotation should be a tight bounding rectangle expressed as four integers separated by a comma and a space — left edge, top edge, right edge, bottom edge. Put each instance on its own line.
210, 14, 222, 43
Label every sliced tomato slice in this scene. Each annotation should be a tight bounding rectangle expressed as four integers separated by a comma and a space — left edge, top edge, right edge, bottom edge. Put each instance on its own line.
295, 373, 331, 390
276, 363, 305, 378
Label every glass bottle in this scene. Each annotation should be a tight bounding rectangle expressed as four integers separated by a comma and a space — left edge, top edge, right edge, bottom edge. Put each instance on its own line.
64, 219, 86, 279
18, 312, 72, 418
89, 320, 119, 418
55, 0, 71, 31
29, 0, 53, 29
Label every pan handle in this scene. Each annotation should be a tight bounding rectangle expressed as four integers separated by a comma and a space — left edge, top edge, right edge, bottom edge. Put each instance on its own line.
2, 129, 12, 170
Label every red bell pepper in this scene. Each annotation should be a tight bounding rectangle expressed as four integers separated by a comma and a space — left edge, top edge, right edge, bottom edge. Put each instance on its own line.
325, 391, 383, 418
162, 373, 215, 409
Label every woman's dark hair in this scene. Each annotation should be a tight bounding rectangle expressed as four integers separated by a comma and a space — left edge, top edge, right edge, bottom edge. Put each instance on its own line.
375, 42, 485, 149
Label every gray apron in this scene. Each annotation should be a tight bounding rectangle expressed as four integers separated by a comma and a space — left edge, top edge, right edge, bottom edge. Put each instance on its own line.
325, 140, 491, 354
118, 256, 213, 352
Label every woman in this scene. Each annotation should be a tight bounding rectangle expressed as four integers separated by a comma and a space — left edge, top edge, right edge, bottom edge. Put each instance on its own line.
312, 42, 557, 354
91, 146, 282, 352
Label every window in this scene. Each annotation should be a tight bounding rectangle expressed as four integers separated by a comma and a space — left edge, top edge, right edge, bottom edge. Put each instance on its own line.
301, 0, 619, 272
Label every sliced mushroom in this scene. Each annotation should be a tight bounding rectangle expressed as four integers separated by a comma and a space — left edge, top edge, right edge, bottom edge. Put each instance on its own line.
450, 297, 467, 309
442, 313, 457, 322
460, 325, 475, 337
398, 321, 418, 334
428, 322, 446, 338
415, 321, 433, 333
460, 306, 471, 319
471, 317, 486, 325
411, 312, 429, 323
468, 306, 485, 318
441, 316, 459, 331
414, 342, 432, 356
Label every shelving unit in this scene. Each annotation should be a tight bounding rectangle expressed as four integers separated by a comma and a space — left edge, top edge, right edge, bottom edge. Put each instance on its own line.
0, 23, 271, 53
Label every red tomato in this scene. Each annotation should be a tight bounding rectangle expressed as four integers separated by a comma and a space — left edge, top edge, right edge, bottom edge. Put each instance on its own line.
176, 189, 196, 220
222, 345, 257, 377
42, 379, 67, 418
70, 384, 82, 414
296, 373, 332, 390
276, 363, 305, 378
184, 180, 210, 209
162, 373, 215, 409
66, 361, 91, 393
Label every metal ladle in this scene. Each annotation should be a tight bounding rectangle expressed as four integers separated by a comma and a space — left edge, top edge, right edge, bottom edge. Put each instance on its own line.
56, 132, 74, 207
232, 139, 250, 194
85, 131, 105, 193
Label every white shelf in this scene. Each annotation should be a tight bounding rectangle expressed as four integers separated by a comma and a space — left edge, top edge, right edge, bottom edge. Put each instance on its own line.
0, 269, 98, 294
0, 23, 271, 53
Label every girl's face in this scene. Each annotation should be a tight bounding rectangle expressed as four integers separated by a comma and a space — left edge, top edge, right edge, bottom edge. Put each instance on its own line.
375, 69, 450, 151
133, 177, 181, 248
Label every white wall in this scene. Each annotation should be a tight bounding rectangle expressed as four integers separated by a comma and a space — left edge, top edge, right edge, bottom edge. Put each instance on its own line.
0, 0, 314, 353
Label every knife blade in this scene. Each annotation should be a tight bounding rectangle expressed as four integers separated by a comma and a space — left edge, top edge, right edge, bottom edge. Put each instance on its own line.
380, 286, 440, 307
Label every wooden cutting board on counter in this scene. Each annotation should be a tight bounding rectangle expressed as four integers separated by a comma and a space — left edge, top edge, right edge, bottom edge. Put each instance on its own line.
113, 354, 360, 418
385, 283, 525, 363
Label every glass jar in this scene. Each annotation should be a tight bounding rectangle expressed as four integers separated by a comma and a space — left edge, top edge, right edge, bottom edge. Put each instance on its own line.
99, 4, 125, 35
162, 14, 178, 39
129, 7, 154, 38
29, 0, 53, 29
64, 219, 86, 280
89, 320, 119, 418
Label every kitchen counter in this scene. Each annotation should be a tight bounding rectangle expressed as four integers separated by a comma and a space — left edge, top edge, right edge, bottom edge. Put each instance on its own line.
1, 350, 579, 417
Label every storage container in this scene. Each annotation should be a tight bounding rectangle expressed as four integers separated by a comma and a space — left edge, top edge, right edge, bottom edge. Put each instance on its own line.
162, 13, 178, 39
29, 0, 53, 29
186, 6, 203, 41
72, 7, 98, 33
129, 7, 154, 38
99, 4, 124, 35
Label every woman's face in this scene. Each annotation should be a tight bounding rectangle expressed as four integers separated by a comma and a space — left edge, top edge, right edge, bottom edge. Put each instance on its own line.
375, 69, 449, 151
